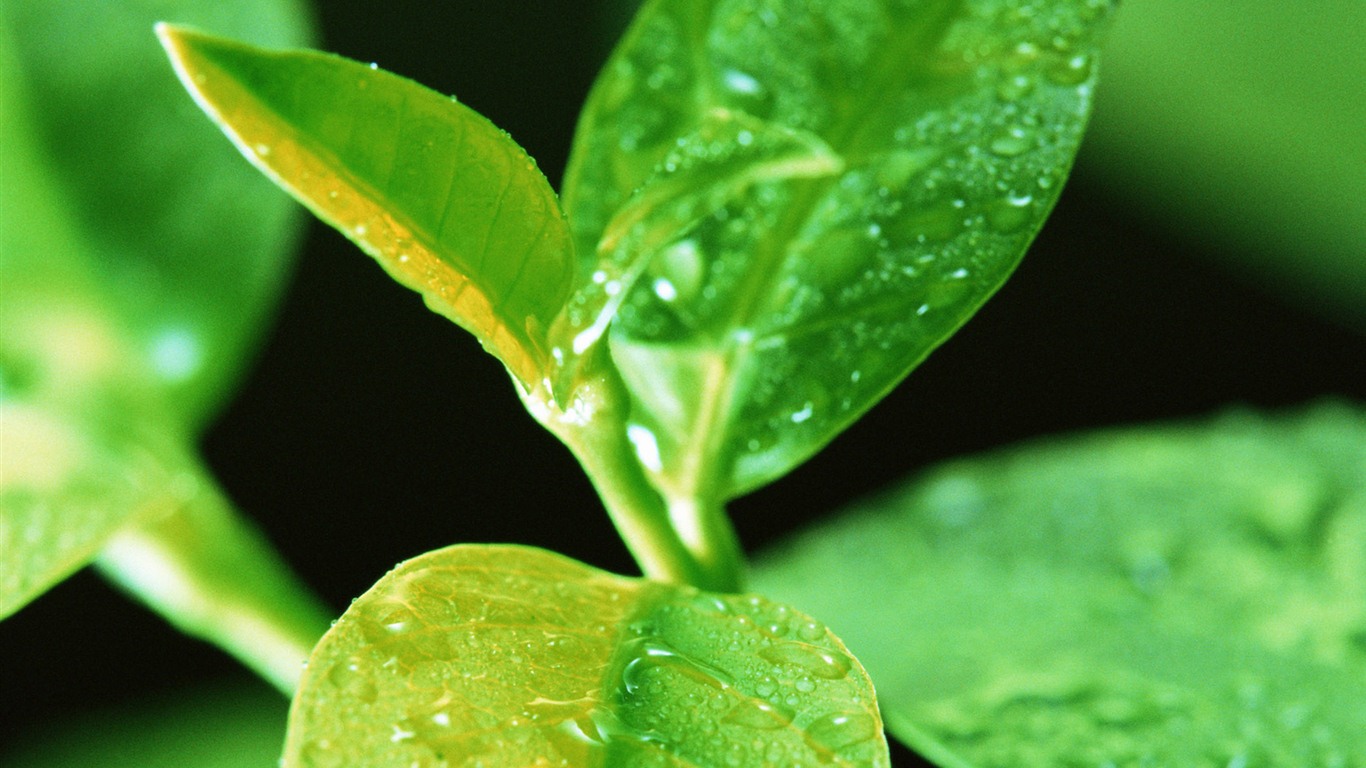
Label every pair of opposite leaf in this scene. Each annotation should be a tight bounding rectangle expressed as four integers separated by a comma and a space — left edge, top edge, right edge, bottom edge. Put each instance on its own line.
157, 0, 1112, 766
1, 1, 330, 689
162, 0, 1109, 571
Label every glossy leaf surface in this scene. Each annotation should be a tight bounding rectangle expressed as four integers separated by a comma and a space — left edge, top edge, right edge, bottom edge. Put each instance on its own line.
159, 27, 577, 391
3, 1, 312, 428
755, 403, 1366, 766
285, 544, 888, 767
559, 0, 1116, 499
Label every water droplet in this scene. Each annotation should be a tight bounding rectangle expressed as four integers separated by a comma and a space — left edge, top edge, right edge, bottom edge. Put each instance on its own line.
996, 73, 1034, 100
652, 277, 678, 302
807, 712, 879, 751
148, 327, 201, 383
985, 193, 1035, 234
252, 143, 271, 156
300, 740, 344, 768
797, 620, 826, 642
760, 642, 853, 680
1046, 53, 1093, 86
326, 657, 379, 703
722, 69, 762, 96
988, 127, 1030, 157
724, 699, 795, 730
791, 402, 814, 424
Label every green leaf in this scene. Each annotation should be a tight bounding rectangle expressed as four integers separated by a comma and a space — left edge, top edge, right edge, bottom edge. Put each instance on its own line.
0, 403, 185, 620
2, 0, 313, 428
285, 544, 888, 768
558, 0, 1116, 500
157, 26, 577, 392
754, 403, 1366, 766
1082, 0, 1366, 333
1, 3, 331, 657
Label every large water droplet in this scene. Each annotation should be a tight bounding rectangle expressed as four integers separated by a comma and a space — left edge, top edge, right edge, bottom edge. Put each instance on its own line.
761, 641, 853, 680
1045, 53, 1093, 86
807, 711, 879, 753
723, 699, 795, 730
988, 127, 1031, 157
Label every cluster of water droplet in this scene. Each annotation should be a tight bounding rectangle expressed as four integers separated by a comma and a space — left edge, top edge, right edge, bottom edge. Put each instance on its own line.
555, 0, 1116, 499
607, 591, 887, 766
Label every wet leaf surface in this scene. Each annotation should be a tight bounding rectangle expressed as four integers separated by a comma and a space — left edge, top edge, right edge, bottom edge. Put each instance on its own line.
755, 403, 1366, 766
159, 27, 576, 391
559, 0, 1116, 499
286, 544, 888, 767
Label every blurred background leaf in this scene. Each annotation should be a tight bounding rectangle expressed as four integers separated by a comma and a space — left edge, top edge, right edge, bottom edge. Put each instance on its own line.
755, 403, 1366, 766
1078, 0, 1366, 333
0, 680, 285, 768
3, 0, 314, 429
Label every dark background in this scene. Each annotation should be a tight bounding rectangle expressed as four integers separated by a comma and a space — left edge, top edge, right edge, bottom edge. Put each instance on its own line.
4, 2, 1363, 764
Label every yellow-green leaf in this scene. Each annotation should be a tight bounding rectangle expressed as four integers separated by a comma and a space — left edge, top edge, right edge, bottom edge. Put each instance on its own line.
158, 26, 576, 390
285, 544, 888, 767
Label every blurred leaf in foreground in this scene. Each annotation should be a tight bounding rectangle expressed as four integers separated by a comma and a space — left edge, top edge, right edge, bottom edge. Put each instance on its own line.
756, 402, 1366, 767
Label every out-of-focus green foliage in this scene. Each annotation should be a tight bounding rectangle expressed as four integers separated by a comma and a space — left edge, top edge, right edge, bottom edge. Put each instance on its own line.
1, 0, 328, 687
284, 545, 888, 768
756, 403, 1366, 767
2, 1, 314, 426
0, 682, 286, 768
1082, 0, 1366, 332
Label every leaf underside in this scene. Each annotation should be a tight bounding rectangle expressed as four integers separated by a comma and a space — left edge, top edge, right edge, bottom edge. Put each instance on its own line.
559, 0, 1116, 499
285, 544, 889, 768
754, 403, 1366, 767
158, 27, 576, 391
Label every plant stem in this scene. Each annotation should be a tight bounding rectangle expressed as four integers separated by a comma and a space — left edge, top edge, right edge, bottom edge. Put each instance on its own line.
572, 425, 745, 593
96, 466, 332, 695
663, 493, 746, 593
522, 369, 745, 593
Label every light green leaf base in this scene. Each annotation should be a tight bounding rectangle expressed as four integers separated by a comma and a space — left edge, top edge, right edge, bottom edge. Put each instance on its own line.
755, 402, 1366, 767
286, 544, 888, 767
